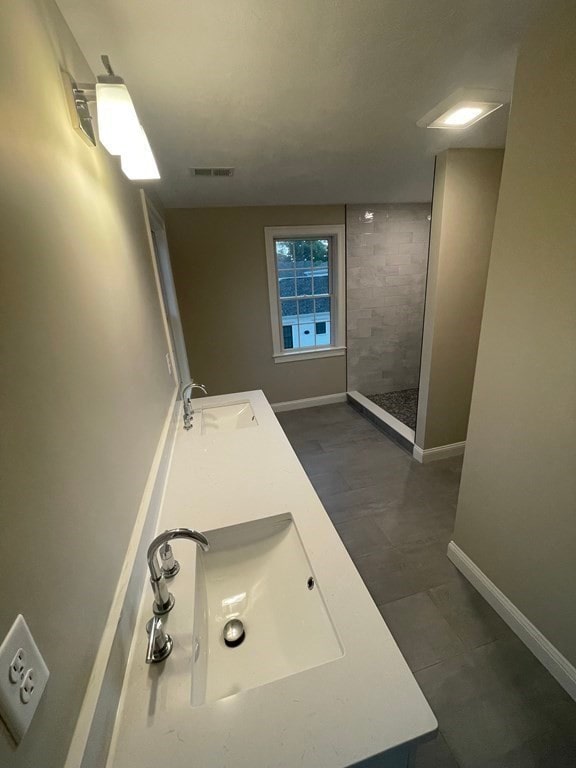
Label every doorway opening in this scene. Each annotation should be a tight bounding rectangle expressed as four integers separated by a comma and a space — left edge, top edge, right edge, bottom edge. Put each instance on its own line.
346, 203, 431, 447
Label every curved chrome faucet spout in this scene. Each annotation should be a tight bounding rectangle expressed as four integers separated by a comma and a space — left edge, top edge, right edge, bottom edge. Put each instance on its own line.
181, 381, 208, 430
147, 528, 209, 615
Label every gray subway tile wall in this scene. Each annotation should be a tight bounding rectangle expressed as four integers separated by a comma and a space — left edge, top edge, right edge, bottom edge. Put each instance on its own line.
346, 204, 431, 394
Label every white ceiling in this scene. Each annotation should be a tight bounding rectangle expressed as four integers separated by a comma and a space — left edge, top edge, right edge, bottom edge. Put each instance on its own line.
57, 0, 540, 207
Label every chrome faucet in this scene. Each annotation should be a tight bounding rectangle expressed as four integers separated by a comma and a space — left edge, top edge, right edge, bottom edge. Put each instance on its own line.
181, 381, 208, 430
147, 528, 210, 616
145, 615, 172, 664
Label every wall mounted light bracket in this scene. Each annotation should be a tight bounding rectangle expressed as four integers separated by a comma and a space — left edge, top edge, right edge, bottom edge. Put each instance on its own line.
64, 55, 160, 180
96, 54, 124, 86
64, 54, 132, 148
73, 83, 97, 140
62, 71, 96, 146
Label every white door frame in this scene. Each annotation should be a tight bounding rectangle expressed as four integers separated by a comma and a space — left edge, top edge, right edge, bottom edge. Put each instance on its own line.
140, 190, 191, 391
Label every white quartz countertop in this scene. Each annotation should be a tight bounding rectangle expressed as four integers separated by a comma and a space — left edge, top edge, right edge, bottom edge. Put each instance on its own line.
107, 390, 437, 768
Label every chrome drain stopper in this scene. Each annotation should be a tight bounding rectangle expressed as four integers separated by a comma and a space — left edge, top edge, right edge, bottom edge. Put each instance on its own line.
223, 619, 245, 648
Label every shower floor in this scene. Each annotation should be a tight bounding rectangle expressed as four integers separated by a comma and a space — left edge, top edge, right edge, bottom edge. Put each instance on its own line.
366, 389, 419, 430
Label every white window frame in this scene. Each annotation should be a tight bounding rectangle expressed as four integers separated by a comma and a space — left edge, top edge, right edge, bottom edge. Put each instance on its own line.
264, 224, 346, 363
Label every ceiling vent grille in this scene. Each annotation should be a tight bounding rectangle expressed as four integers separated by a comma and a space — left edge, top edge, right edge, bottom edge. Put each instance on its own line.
190, 167, 235, 178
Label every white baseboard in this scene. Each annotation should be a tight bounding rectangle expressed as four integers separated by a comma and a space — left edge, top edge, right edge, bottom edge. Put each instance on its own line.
64, 390, 180, 768
447, 541, 576, 702
413, 441, 465, 463
271, 392, 347, 412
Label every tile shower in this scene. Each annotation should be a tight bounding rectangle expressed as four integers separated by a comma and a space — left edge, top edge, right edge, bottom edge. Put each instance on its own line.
346, 204, 431, 432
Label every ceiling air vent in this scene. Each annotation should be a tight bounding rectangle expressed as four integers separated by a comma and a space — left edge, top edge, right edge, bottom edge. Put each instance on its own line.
190, 167, 235, 178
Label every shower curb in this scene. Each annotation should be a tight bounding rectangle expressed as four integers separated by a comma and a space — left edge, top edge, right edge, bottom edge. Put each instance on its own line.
347, 391, 414, 454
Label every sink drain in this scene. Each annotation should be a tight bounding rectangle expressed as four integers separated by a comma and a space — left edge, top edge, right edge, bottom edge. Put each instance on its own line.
223, 619, 245, 648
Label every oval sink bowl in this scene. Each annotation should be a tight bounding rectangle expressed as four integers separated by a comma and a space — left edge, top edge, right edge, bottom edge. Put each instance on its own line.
191, 514, 343, 706
200, 402, 257, 434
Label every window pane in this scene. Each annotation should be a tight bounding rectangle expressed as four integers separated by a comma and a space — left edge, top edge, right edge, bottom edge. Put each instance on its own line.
298, 322, 316, 348
293, 240, 312, 268
278, 272, 295, 297
298, 298, 314, 316
322, 321, 331, 345
312, 268, 329, 295
316, 322, 330, 346
281, 299, 297, 318
315, 297, 331, 345
275, 240, 294, 267
291, 324, 301, 348
296, 269, 313, 296
312, 239, 329, 265
282, 325, 294, 350
314, 297, 330, 314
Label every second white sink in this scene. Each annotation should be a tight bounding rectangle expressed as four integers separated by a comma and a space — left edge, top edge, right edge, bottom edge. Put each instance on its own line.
200, 402, 257, 433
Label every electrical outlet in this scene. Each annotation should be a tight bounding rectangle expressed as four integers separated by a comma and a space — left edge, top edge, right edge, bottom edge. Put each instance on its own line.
0, 615, 49, 743
9, 649, 26, 684
20, 669, 35, 704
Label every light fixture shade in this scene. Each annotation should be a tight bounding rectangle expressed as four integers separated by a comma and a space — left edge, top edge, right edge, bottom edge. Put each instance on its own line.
95, 82, 141, 155
120, 125, 160, 180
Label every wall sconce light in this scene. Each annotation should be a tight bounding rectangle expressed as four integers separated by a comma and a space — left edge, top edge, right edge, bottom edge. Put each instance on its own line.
68, 55, 160, 180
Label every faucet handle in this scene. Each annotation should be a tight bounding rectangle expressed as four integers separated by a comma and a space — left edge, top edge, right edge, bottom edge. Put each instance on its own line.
146, 616, 173, 664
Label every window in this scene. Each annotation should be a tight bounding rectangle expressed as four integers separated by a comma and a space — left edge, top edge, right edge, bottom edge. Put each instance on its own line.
265, 225, 346, 362
282, 325, 294, 350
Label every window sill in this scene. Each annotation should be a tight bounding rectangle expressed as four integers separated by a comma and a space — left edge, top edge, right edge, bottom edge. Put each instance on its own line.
273, 346, 346, 364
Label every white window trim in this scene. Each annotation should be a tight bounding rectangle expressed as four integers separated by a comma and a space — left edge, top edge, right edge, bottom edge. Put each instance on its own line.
264, 224, 346, 363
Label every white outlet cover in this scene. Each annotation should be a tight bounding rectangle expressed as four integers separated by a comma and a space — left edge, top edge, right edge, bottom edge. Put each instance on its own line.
0, 615, 49, 743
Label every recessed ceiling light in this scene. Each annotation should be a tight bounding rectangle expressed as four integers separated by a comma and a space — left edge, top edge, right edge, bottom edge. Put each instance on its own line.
429, 102, 503, 129
417, 89, 508, 131
443, 106, 483, 125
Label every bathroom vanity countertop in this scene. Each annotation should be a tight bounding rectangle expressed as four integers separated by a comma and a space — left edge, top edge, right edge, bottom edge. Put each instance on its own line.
106, 390, 436, 768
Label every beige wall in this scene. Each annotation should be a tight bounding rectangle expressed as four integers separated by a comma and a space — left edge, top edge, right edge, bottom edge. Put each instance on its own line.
166, 206, 347, 403
453, 0, 576, 665
416, 149, 503, 449
0, 1, 174, 765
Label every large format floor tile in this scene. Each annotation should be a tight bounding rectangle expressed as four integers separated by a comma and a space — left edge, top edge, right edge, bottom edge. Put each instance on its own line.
319, 484, 392, 524
411, 731, 460, 768
379, 591, 465, 672
428, 577, 514, 650
355, 539, 460, 604
373, 495, 457, 547
415, 637, 576, 768
276, 402, 576, 768
335, 516, 393, 560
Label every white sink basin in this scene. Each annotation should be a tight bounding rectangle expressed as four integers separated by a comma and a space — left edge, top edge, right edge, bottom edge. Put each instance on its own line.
191, 514, 343, 706
200, 402, 257, 434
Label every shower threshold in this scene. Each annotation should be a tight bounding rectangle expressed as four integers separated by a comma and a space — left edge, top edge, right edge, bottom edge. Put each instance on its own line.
347, 391, 415, 452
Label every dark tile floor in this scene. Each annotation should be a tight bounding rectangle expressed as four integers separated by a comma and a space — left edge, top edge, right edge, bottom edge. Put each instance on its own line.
277, 403, 576, 768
